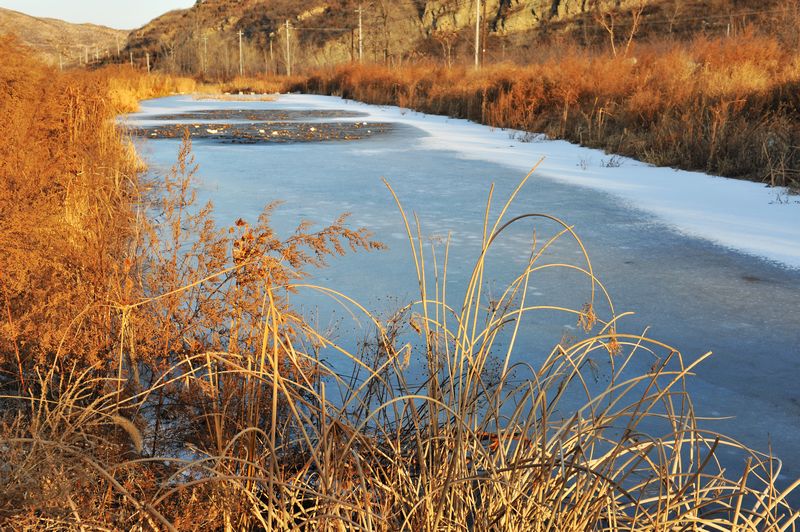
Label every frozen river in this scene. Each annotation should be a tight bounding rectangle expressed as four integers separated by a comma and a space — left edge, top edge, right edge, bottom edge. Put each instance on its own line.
127, 94, 800, 488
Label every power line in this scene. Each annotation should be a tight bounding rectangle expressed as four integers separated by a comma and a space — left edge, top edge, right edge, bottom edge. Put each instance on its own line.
367, 2, 790, 30
127, 2, 791, 75
294, 27, 353, 32
622, 7, 790, 26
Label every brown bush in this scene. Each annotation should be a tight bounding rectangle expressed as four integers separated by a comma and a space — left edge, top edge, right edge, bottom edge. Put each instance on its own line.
1, 31, 798, 531
0, 36, 138, 375
290, 32, 800, 188
0, 37, 385, 529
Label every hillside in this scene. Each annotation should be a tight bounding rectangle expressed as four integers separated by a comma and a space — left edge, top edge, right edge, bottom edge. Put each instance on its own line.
121, 0, 794, 76
0, 7, 128, 68
123, 0, 424, 76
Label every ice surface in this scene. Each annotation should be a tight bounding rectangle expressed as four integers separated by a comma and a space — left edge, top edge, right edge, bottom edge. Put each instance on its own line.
277, 94, 800, 269
126, 95, 800, 489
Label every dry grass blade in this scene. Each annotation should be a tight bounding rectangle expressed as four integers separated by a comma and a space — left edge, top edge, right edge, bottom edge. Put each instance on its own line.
1, 35, 798, 530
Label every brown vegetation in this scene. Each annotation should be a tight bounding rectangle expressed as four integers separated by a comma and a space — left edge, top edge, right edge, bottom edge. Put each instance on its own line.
1, 32, 799, 531
0, 34, 141, 373
0, 39, 380, 527
291, 30, 800, 187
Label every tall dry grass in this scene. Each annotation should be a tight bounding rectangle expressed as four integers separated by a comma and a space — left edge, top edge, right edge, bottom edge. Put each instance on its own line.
1, 34, 799, 530
0, 36, 200, 380
107, 69, 198, 113
2, 158, 798, 529
291, 31, 800, 188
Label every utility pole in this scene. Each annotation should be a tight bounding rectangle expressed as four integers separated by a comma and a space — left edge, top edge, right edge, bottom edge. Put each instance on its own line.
116, 35, 120, 57
58, 49, 63, 71
356, 5, 364, 63
474, 0, 481, 69
146, 52, 151, 73
238, 30, 244, 76
130, 51, 134, 67
84, 45, 89, 65
269, 32, 274, 75
481, 0, 488, 65
285, 20, 292, 76
203, 34, 208, 74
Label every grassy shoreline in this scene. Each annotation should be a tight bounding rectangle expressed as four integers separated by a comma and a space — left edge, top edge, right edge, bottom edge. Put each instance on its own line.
2, 37, 799, 529
283, 33, 799, 190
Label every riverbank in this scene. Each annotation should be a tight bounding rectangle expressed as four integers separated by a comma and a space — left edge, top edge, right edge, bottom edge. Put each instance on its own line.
253, 93, 800, 270
2, 38, 799, 528
285, 33, 800, 190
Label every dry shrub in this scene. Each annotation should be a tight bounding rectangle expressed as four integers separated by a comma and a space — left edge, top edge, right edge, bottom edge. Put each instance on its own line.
2, 166, 798, 529
0, 36, 141, 375
0, 38, 202, 381
291, 32, 800, 188
107, 68, 198, 113
1, 30, 799, 531
211, 75, 288, 95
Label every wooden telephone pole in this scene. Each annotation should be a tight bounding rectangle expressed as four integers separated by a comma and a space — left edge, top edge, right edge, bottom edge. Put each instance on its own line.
356, 5, 364, 63
269, 32, 275, 75
202, 34, 208, 74
285, 20, 292, 76
474, 0, 481, 69
238, 30, 244, 76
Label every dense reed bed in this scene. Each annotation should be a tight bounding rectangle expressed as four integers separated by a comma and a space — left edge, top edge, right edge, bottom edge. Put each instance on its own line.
290, 32, 800, 189
0, 35, 201, 371
1, 36, 799, 530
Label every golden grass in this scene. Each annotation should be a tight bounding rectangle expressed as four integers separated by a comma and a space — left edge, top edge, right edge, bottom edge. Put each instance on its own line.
1, 34, 799, 530
0, 36, 201, 375
289, 32, 800, 188
107, 69, 198, 113
2, 160, 798, 529
209, 76, 295, 96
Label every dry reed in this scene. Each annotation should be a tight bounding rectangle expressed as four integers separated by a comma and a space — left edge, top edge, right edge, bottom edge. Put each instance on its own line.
289, 31, 800, 189
1, 34, 798, 531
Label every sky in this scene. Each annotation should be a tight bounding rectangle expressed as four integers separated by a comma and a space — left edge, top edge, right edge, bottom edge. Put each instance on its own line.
0, 0, 196, 29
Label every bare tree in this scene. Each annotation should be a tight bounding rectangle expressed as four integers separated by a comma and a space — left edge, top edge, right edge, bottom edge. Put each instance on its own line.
667, 1, 682, 34
595, 0, 645, 57
433, 28, 458, 67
